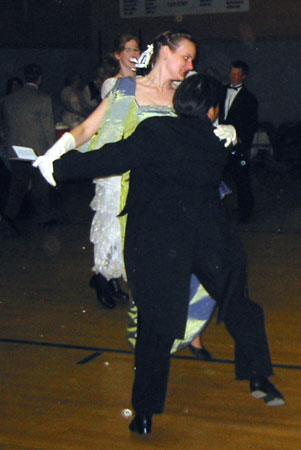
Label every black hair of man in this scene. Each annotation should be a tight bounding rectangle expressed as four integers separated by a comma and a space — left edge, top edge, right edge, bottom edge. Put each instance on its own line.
231, 60, 249, 77
23, 64, 43, 84
173, 73, 222, 119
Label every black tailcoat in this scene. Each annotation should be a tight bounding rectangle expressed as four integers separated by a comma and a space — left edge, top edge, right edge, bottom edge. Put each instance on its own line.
53, 115, 273, 392
219, 85, 258, 146
54, 116, 245, 339
219, 85, 258, 220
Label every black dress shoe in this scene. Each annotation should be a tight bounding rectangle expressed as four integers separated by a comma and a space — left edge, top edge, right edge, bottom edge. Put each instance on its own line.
89, 274, 116, 309
250, 376, 285, 406
188, 344, 213, 361
129, 415, 152, 434
108, 278, 129, 301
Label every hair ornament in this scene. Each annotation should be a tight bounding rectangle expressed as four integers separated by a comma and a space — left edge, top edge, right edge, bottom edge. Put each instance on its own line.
130, 43, 154, 69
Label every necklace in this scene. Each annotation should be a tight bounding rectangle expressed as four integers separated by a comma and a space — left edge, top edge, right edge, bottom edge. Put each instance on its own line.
146, 76, 172, 89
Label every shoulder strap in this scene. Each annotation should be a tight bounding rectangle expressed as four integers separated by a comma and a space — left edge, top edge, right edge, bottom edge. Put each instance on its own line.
112, 77, 136, 96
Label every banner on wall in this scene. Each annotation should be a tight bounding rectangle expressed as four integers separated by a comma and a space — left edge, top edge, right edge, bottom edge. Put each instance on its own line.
120, 1, 249, 18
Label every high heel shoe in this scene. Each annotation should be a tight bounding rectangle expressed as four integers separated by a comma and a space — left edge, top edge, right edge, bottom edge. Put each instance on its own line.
89, 274, 116, 309
188, 344, 213, 361
129, 415, 152, 434
108, 278, 129, 301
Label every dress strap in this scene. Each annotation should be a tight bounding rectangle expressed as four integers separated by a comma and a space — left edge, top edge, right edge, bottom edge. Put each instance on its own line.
113, 77, 136, 96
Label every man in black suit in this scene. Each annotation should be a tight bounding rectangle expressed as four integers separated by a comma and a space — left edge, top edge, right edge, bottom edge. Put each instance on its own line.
219, 60, 258, 222
35, 74, 284, 434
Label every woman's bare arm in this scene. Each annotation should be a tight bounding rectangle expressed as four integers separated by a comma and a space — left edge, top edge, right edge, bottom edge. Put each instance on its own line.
70, 97, 110, 147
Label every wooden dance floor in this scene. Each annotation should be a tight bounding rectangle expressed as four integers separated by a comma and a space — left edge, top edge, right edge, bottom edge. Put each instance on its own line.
1, 167, 301, 449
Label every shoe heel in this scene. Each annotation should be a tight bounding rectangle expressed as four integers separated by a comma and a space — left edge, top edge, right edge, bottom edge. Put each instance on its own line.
251, 390, 266, 399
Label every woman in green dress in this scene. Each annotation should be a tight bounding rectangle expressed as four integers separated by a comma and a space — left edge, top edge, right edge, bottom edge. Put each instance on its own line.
34, 30, 217, 355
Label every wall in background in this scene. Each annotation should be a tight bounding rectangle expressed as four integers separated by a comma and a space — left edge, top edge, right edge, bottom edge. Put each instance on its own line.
0, 0, 93, 49
93, 0, 301, 50
0, 0, 300, 127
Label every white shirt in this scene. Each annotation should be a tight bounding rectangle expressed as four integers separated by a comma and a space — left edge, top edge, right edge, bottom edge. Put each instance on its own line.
224, 84, 243, 119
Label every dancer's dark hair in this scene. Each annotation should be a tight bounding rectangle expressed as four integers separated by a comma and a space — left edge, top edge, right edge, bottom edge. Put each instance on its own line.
174, 73, 222, 119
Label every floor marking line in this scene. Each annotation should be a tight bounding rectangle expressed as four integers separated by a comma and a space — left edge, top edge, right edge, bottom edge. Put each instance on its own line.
77, 351, 103, 365
1, 338, 300, 370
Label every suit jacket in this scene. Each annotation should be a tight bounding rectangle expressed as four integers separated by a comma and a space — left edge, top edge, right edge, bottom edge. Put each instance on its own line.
219, 85, 258, 148
54, 116, 240, 338
3, 84, 56, 158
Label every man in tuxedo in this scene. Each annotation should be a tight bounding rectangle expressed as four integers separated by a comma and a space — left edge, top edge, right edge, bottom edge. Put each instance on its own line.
219, 60, 258, 223
1, 63, 57, 231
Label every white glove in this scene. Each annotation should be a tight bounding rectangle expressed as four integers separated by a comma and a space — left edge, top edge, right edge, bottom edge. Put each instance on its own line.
33, 132, 76, 186
214, 125, 238, 147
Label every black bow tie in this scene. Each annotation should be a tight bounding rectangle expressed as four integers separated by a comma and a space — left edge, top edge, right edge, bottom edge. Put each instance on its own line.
228, 85, 242, 91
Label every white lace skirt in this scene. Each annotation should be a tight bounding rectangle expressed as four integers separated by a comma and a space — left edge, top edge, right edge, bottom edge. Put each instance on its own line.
90, 176, 126, 280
